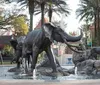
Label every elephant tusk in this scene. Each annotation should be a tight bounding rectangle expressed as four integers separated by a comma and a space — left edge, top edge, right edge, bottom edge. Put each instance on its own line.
63, 39, 84, 53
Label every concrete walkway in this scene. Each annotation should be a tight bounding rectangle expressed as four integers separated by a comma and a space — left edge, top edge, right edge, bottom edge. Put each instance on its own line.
0, 79, 100, 85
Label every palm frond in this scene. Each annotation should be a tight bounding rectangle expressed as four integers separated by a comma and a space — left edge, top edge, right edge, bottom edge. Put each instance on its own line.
76, 0, 98, 22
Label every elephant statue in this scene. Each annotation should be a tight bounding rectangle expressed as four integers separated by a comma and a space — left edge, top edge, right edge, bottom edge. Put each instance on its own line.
10, 23, 83, 73
22, 23, 83, 73
10, 36, 26, 68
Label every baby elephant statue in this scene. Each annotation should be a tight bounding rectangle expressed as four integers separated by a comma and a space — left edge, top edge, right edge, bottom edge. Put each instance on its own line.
10, 23, 83, 74
10, 36, 26, 69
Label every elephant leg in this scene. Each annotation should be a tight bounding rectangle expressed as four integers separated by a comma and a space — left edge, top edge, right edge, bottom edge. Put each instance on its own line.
16, 56, 21, 69
17, 62, 20, 68
55, 57, 61, 67
28, 56, 30, 67
11, 57, 16, 64
24, 54, 30, 68
31, 46, 39, 72
45, 46, 57, 72
16, 51, 22, 69
26, 54, 31, 67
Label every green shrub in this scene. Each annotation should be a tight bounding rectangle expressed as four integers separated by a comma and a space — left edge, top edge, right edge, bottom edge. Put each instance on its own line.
2, 45, 14, 57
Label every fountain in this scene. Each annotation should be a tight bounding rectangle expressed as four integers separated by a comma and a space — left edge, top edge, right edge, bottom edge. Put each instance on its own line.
33, 69, 37, 80
0, 38, 98, 81
0, 42, 96, 80
3, 23, 100, 80
74, 67, 78, 76
0, 46, 97, 80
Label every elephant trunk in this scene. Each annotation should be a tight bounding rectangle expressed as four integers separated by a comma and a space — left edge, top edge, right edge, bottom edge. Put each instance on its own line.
63, 38, 84, 53
64, 29, 83, 42
61, 29, 84, 53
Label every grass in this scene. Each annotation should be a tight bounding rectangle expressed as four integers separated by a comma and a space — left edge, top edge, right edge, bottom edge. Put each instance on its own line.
0, 61, 15, 65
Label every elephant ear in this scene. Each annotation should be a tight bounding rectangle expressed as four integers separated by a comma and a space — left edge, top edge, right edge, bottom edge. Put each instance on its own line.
10, 39, 18, 50
43, 23, 54, 42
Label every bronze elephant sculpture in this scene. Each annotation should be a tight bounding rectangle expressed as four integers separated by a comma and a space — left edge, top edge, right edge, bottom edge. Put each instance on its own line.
10, 23, 83, 73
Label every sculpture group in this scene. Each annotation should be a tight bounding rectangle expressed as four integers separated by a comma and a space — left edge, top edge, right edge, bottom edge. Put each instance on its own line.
9, 22, 100, 77
10, 23, 83, 76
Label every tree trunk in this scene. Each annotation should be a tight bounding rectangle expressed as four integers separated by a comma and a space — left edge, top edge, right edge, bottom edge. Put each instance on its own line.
41, 2, 45, 29
94, 14, 97, 37
40, 2, 45, 58
48, 5, 52, 22
85, 21, 88, 49
29, 13, 33, 31
97, 9, 100, 45
29, 0, 34, 31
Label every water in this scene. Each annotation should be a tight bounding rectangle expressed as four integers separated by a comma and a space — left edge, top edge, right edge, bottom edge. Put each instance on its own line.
74, 67, 78, 76
0, 65, 100, 80
33, 69, 36, 79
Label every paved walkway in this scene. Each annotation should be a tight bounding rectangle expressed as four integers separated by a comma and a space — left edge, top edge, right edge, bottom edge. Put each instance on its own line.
0, 79, 100, 85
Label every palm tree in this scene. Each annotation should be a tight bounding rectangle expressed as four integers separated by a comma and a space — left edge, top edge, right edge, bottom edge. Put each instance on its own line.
5, 0, 70, 31
76, 0, 100, 45
17, 0, 35, 32
35, 0, 70, 22
46, 0, 70, 22
4, 0, 35, 31
17, 0, 70, 30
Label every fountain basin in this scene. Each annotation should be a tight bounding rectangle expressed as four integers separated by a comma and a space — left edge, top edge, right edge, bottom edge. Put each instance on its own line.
0, 65, 100, 80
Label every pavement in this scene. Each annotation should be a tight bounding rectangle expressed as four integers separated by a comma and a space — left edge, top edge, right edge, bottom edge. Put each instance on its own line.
0, 79, 100, 85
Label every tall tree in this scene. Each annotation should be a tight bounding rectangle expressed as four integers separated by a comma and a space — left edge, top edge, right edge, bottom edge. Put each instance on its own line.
5, 0, 70, 31
12, 15, 29, 36
17, 0, 35, 31
16, 0, 70, 30
0, 2, 29, 36
34, 0, 70, 23
76, 0, 100, 45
